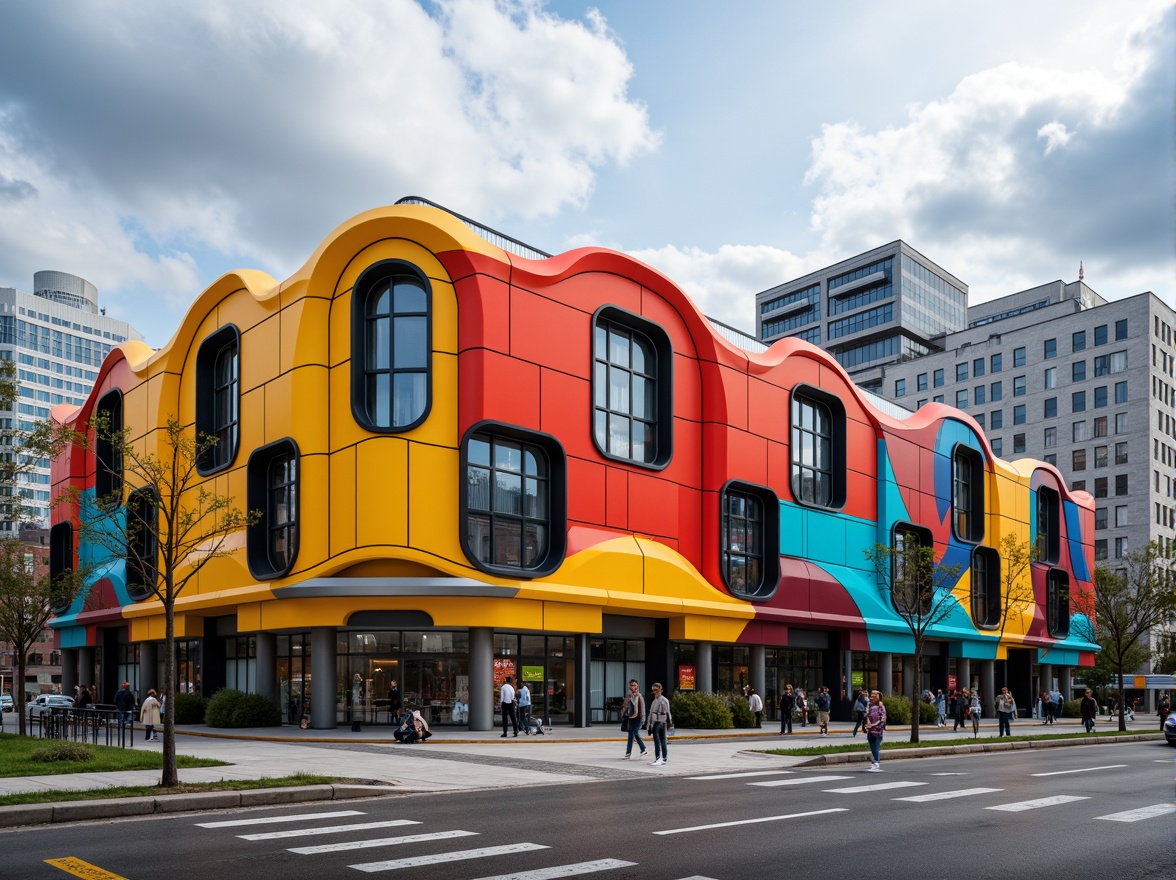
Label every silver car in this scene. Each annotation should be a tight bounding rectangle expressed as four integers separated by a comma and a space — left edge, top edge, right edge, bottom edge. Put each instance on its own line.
24, 694, 74, 719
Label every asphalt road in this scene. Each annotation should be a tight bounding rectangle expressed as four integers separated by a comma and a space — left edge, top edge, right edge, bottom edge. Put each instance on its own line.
9, 741, 1173, 880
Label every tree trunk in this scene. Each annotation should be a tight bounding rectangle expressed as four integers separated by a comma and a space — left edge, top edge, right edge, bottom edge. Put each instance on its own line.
1116, 679, 1127, 733
14, 653, 27, 737
910, 645, 922, 744
162, 582, 178, 787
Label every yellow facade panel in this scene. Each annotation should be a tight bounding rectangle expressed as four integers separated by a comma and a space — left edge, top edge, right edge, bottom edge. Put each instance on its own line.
404, 351, 459, 450
280, 296, 331, 376
356, 437, 409, 548
541, 602, 603, 634
237, 603, 262, 632
327, 364, 368, 451
292, 453, 330, 575
668, 615, 749, 643
262, 370, 294, 448
333, 238, 458, 305
407, 441, 462, 562
549, 537, 647, 598
216, 283, 280, 335
328, 290, 352, 369
146, 370, 183, 435
330, 444, 357, 558
285, 365, 330, 455
240, 315, 282, 395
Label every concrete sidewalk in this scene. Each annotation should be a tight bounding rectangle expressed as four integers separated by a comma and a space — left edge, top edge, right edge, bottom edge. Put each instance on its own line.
0, 714, 1164, 828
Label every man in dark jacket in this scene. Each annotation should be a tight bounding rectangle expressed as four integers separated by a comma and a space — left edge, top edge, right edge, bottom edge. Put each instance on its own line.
113, 682, 136, 725
1080, 689, 1098, 733
779, 685, 795, 735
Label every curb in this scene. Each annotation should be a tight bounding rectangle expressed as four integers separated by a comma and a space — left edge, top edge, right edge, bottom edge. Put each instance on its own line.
0, 783, 397, 829
794, 732, 1167, 766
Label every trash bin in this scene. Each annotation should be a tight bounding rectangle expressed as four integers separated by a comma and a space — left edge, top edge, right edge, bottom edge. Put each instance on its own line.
351, 720, 362, 732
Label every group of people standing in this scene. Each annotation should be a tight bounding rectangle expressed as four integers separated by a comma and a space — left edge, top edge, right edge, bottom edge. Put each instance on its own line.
620, 679, 674, 766
497, 675, 541, 737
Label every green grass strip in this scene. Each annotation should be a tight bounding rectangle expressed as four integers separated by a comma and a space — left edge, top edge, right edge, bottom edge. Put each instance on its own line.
0, 732, 228, 777
0, 773, 344, 807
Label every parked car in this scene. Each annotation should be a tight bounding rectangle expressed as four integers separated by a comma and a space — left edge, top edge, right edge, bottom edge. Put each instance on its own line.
24, 694, 74, 720
0, 694, 13, 713
1164, 712, 1176, 746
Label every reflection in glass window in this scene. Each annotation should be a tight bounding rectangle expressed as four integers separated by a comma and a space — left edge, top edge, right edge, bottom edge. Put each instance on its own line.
466, 433, 550, 571
594, 317, 657, 464
792, 393, 834, 506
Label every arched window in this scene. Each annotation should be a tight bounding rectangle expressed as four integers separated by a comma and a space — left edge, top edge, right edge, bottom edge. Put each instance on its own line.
125, 487, 158, 602
720, 481, 780, 600
49, 521, 74, 614
952, 445, 984, 543
351, 262, 431, 432
1046, 569, 1070, 638
1036, 486, 1060, 563
247, 439, 299, 579
195, 325, 240, 474
971, 546, 1000, 628
94, 390, 123, 506
791, 387, 845, 508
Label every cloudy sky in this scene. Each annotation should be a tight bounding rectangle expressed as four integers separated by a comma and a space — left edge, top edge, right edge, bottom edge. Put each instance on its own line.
0, 1, 1171, 347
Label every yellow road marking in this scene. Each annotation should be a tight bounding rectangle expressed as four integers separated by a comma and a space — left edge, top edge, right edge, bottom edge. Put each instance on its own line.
44, 857, 130, 879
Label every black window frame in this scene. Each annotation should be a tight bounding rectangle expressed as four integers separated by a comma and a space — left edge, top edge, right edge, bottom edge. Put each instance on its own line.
790, 385, 846, 510
1035, 485, 1060, 564
1013, 347, 1026, 367
246, 438, 300, 580
1046, 569, 1070, 638
460, 421, 567, 578
49, 521, 74, 614
195, 324, 241, 475
971, 545, 1001, 629
1044, 338, 1056, 359
952, 444, 984, 544
891, 522, 934, 615
591, 306, 673, 470
350, 260, 432, 433
94, 390, 124, 508
720, 480, 780, 601
1072, 331, 1086, 352
125, 486, 159, 602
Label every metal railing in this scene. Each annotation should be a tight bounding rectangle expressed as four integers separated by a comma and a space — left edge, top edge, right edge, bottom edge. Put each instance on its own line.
34, 706, 136, 748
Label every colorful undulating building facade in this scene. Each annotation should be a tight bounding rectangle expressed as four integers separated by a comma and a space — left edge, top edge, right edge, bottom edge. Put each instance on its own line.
48, 203, 1097, 729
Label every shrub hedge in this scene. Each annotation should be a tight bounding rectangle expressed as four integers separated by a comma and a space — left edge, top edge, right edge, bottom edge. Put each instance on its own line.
205, 689, 282, 728
670, 691, 733, 729
174, 693, 208, 725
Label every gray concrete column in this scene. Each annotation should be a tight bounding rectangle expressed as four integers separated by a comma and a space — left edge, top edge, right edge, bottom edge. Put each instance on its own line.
1039, 663, 1053, 696
468, 627, 494, 731
138, 642, 158, 692
309, 627, 336, 730
574, 633, 591, 728
60, 648, 78, 697
980, 660, 995, 715
750, 645, 766, 700
878, 653, 893, 695
902, 656, 915, 698
958, 658, 972, 694
255, 633, 276, 701
695, 642, 713, 693
1056, 667, 1069, 701
78, 647, 96, 690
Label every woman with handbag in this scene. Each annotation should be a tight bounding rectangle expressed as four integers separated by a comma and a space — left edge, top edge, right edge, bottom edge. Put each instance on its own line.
645, 683, 673, 766
621, 679, 646, 760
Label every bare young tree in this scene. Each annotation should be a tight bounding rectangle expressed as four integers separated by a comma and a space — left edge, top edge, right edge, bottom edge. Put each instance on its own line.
1082, 544, 1176, 732
0, 360, 85, 735
64, 416, 256, 786
866, 536, 962, 743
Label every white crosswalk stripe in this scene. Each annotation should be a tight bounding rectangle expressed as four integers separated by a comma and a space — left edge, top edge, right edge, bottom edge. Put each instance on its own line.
986, 795, 1089, 812
291, 829, 479, 855
824, 781, 927, 794
687, 770, 793, 780
893, 788, 1003, 802
1094, 804, 1174, 823
240, 819, 420, 841
350, 842, 549, 873
468, 859, 638, 879
653, 808, 847, 835
1030, 764, 1126, 777
196, 809, 365, 828
749, 775, 851, 787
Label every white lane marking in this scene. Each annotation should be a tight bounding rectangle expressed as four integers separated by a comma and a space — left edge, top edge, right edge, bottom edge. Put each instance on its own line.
825, 782, 927, 794
291, 830, 478, 855
196, 810, 364, 828
1095, 804, 1175, 823
240, 819, 420, 841
1030, 764, 1126, 777
749, 775, 851, 787
686, 770, 793, 780
350, 842, 549, 873
468, 859, 638, 879
930, 772, 967, 776
653, 808, 847, 836
986, 795, 1089, 812
893, 788, 1003, 802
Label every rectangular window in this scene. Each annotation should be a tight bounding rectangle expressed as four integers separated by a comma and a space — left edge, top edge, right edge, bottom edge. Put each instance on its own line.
1044, 366, 1056, 389
974, 384, 986, 405
1115, 412, 1128, 433
1115, 505, 1128, 527
1071, 480, 1085, 492
1072, 391, 1086, 412
1072, 449, 1086, 470
1013, 433, 1025, 454
1094, 538, 1107, 560
972, 358, 985, 378
1094, 324, 1107, 346
1013, 347, 1026, 367
952, 447, 984, 542
1115, 537, 1128, 558
721, 484, 779, 599
1072, 360, 1086, 382
791, 391, 845, 508
894, 378, 906, 397
956, 389, 969, 408
1043, 339, 1056, 359
1013, 375, 1026, 396
1094, 416, 1107, 437
1013, 404, 1026, 425
1094, 355, 1110, 376
933, 368, 944, 388
1114, 381, 1128, 403
1115, 474, 1128, 495
1044, 426, 1056, 448
990, 353, 1003, 373
1094, 508, 1107, 530
594, 313, 666, 465
1115, 318, 1128, 340
1094, 386, 1107, 408
1044, 398, 1057, 418
1109, 351, 1128, 373
1115, 441, 1128, 465
1072, 330, 1086, 352
956, 363, 968, 382
1094, 445, 1108, 468
975, 412, 985, 429
991, 380, 1003, 402
1094, 477, 1108, 498
991, 410, 1003, 429
917, 373, 928, 392
1043, 453, 1057, 465
1072, 421, 1087, 442
991, 437, 1003, 457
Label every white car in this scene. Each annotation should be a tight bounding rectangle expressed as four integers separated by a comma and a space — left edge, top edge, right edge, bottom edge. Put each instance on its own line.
24, 694, 74, 719
0, 694, 13, 713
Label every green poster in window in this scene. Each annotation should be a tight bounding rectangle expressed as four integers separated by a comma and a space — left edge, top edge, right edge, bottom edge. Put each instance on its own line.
851, 671, 864, 690
521, 666, 544, 682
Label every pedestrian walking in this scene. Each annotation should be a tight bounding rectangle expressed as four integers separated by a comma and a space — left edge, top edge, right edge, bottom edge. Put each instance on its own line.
645, 683, 673, 766
934, 689, 946, 728
995, 687, 1016, 737
851, 689, 869, 736
778, 684, 795, 735
863, 690, 886, 771
139, 689, 161, 742
388, 679, 402, 718
954, 688, 970, 732
1080, 688, 1098, 733
1158, 692, 1171, 731
113, 681, 136, 726
517, 680, 533, 734
621, 679, 647, 759
796, 689, 808, 727
499, 675, 519, 738
969, 689, 981, 737
747, 687, 763, 728
815, 687, 832, 736
1041, 690, 1054, 724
